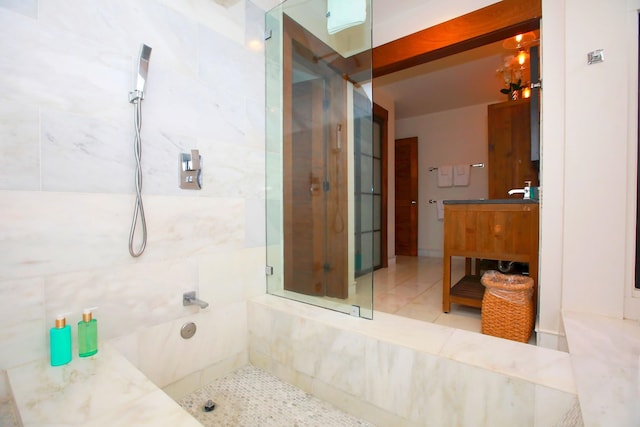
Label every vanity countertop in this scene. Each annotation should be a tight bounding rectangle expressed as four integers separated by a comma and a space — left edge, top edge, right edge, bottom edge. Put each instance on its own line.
7, 342, 201, 427
444, 198, 539, 205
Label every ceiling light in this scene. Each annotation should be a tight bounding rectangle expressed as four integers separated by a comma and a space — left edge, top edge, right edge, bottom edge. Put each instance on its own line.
502, 32, 537, 50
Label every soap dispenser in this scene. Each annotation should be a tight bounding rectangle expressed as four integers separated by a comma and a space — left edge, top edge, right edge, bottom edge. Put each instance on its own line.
78, 307, 98, 357
524, 181, 532, 200
50, 314, 72, 366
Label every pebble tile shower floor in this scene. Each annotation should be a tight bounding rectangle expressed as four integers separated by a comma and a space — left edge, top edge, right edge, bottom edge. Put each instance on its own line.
177, 365, 374, 426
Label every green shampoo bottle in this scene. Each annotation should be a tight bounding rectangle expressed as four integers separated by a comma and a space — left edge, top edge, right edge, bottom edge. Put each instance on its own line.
78, 307, 98, 357
50, 314, 72, 366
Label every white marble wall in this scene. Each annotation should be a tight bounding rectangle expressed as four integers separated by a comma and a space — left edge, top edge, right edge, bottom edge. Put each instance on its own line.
0, 0, 267, 399
249, 295, 579, 427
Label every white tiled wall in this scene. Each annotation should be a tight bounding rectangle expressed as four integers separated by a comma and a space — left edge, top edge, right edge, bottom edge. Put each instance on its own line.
0, 0, 266, 399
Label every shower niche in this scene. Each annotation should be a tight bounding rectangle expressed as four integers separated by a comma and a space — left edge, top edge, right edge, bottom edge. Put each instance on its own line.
265, 0, 374, 318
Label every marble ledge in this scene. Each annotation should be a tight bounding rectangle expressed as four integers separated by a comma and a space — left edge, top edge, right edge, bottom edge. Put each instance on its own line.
562, 310, 640, 427
250, 294, 576, 394
7, 342, 201, 427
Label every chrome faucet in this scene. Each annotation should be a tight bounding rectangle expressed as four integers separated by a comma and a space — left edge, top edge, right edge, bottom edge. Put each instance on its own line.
183, 291, 209, 309
508, 181, 532, 199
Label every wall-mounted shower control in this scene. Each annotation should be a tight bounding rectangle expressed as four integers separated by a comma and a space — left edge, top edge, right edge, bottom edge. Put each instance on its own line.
180, 149, 202, 190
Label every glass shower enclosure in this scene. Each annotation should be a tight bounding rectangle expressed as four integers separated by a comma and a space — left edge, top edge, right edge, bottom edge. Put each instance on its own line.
265, 0, 374, 318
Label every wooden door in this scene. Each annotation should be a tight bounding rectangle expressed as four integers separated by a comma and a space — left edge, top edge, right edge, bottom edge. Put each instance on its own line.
282, 17, 348, 298
488, 99, 539, 199
395, 137, 418, 256
285, 79, 326, 296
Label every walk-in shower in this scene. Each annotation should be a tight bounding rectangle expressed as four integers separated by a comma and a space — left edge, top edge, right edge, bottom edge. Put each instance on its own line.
265, 0, 375, 318
128, 44, 152, 257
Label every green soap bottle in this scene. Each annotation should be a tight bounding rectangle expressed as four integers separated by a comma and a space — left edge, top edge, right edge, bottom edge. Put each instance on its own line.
50, 314, 72, 366
78, 307, 98, 357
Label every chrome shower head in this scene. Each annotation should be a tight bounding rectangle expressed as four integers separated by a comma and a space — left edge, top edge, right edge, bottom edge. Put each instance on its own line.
130, 44, 152, 103
136, 44, 152, 94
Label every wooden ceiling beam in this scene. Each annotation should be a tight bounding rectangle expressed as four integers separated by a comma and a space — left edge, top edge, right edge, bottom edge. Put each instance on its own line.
372, 0, 542, 78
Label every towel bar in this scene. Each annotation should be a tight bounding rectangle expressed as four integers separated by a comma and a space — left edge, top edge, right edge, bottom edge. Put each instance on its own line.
428, 162, 484, 172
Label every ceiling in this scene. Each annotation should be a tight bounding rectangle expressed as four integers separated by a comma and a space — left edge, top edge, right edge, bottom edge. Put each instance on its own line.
374, 39, 523, 119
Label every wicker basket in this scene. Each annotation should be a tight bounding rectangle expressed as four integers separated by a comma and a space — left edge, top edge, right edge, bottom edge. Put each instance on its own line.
480, 271, 534, 342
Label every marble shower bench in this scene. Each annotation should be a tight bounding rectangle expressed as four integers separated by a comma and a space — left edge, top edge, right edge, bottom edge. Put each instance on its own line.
7, 342, 201, 427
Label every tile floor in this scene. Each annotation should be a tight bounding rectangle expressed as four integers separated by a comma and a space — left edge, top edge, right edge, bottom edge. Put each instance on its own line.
177, 365, 373, 427
275, 255, 537, 343
272, 256, 476, 327
373, 256, 483, 333
374, 256, 540, 345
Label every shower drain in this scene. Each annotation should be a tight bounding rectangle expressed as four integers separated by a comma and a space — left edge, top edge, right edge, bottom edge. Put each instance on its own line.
203, 399, 216, 412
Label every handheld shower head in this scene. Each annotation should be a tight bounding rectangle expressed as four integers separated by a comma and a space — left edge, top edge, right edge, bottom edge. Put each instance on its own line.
129, 43, 152, 103
136, 44, 152, 93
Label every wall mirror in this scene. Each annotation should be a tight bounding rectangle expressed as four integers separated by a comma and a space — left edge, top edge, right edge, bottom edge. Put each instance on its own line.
265, 0, 375, 318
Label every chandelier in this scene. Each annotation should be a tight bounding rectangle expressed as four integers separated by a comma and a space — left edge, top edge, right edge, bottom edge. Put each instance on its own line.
496, 32, 537, 100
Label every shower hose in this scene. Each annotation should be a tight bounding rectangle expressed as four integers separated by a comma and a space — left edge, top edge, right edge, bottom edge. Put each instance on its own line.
128, 98, 147, 257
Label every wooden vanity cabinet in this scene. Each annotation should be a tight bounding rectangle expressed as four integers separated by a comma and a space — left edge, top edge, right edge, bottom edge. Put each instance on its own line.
488, 99, 539, 199
442, 201, 539, 313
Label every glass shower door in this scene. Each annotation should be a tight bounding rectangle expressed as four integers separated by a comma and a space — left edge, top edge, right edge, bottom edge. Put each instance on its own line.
265, 0, 373, 318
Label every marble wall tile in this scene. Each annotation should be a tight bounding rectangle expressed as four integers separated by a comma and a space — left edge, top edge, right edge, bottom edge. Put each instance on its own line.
364, 338, 419, 417
198, 25, 253, 104
308, 327, 367, 397
162, 351, 248, 401
0, 0, 38, 18
0, 192, 245, 281
0, 10, 130, 118
247, 299, 273, 356
136, 301, 247, 388
244, 200, 267, 248
82, 389, 202, 427
243, 2, 267, 149
198, 247, 265, 306
44, 258, 199, 342
108, 332, 139, 368
440, 328, 576, 393
563, 311, 640, 426
159, 0, 245, 44
41, 109, 132, 193
533, 384, 580, 427
248, 296, 582, 427
0, 101, 40, 191
199, 141, 265, 199
434, 360, 535, 427
0, 372, 9, 403
0, 278, 46, 371
0, 0, 265, 403
39, 0, 199, 80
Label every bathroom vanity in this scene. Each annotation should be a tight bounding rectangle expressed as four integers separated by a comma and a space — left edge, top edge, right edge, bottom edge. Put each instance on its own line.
442, 199, 539, 313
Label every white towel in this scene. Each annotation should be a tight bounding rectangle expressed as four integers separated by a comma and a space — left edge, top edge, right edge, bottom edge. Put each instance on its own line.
436, 200, 445, 220
327, 0, 367, 35
437, 165, 453, 187
453, 164, 470, 186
